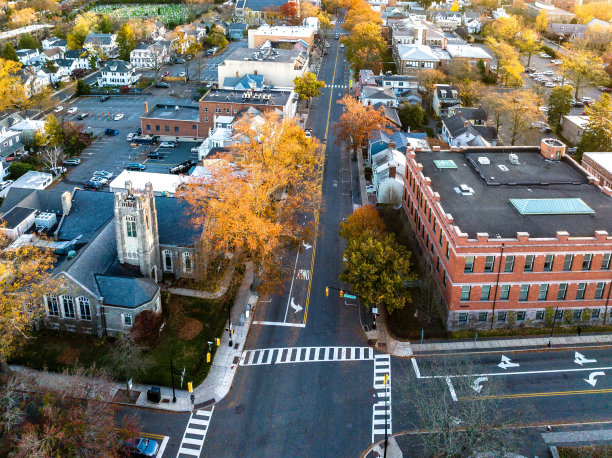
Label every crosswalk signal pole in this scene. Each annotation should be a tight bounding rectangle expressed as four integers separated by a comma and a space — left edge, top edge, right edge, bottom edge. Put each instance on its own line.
384, 373, 389, 458
325, 286, 329, 297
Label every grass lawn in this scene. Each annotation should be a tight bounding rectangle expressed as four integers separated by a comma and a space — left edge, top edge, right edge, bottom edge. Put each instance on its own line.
9, 270, 243, 388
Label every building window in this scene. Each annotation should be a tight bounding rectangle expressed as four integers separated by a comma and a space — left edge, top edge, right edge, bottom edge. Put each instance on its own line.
62, 295, 75, 319
484, 256, 495, 272
558, 283, 568, 300
544, 254, 554, 271
123, 313, 132, 326
595, 282, 605, 299
445, 243, 449, 259
193, 125, 197, 130
555, 309, 563, 319
442, 272, 447, 286
165, 125, 169, 132
205, 117, 209, 122
478, 312, 487, 322
500, 285, 510, 300
146, 124, 151, 130
47, 294, 60, 317
464, 256, 474, 273
538, 284, 548, 301
215, 108, 221, 113
573, 309, 582, 320
481, 285, 491, 301
156, 125, 160, 131
163, 250, 173, 271
126, 216, 137, 238
461, 285, 471, 301
78, 297, 91, 321
497, 311, 506, 322
519, 284, 529, 301
517, 311, 526, 321
602, 253, 611, 270
576, 282, 586, 300
458, 312, 468, 323
204, 107, 208, 112
524, 255, 534, 272
183, 252, 192, 273
175, 126, 179, 133
226, 108, 230, 113
563, 254, 574, 271
504, 256, 515, 273
536, 310, 545, 320
592, 309, 601, 319
582, 254, 593, 270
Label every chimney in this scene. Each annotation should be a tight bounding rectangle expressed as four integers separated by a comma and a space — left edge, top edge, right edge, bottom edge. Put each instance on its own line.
388, 141, 396, 150
464, 121, 469, 127
126, 181, 133, 195
60, 191, 72, 215
389, 166, 396, 178
144, 101, 149, 113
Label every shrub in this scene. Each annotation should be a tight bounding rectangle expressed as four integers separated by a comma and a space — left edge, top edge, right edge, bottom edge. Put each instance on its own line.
541, 45, 557, 58
425, 127, 435, 138
131, 310, 164, 348
9, 161, 36, 179
75, 79, 90, 96
482, 74, 497, 85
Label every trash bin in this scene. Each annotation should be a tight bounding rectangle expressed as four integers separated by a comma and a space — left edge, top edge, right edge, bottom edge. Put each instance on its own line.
147, 386, 161, 403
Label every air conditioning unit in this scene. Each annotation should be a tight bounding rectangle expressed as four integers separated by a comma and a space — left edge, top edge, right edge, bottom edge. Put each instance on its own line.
478, 156, 490, 165
35, 212, 57, 229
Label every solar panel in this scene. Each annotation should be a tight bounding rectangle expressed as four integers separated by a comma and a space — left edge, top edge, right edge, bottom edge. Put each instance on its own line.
434, 159, 457, 170
510, 198, 595, 215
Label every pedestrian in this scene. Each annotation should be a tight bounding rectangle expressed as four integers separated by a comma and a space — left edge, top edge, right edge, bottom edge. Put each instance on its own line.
577, 326, 581, 337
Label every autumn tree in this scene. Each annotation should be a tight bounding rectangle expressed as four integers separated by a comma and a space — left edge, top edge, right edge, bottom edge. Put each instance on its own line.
279, 1, 300, 23
547, 85, 573, 129
575, 1, 612, 23
173, 32, 203, 81
0, 58, 27, 113
576, 94, 612, 161
44, 114, 64, 147
485, 15, 521, 42
518, 28, 541, 67
117, 23, 136, 62
456, 78, 484, 106
338, 205, 385, 241
399, 103, 427, 131
417, 69, 447, 111
294, 72, 326, 107
535, 10, 548, 33
560, 49, 608, 99
66, 13, 97, 50
501, 90, 543, 145
96, 15, 114, 34
342, 21, 386, 75
10, 8, 36, 27
335, 94, 389, 158
340, 212, 415, 314
342, 1, 382, 33
487, 38, 524, 86
179, 112, 323, 287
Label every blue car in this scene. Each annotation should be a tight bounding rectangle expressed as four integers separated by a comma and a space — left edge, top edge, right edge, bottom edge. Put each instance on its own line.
126, 162, 146, 171
123, 437, 159, 457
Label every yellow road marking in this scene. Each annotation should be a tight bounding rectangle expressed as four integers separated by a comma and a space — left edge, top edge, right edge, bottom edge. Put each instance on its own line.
112, 428, 166, 440
303, 33, 342, 326
465, 388, 612, 401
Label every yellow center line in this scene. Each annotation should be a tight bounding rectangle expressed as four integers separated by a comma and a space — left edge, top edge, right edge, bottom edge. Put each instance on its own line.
112, 428, 166, 440
463, 388, 612, 401
303, 33, 342, 326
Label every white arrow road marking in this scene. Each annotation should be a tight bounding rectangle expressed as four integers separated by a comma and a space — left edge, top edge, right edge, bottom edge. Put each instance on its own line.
574, 352, 597, 366
302, 242, 312, 250
290, 297, 303, 313
584, 371, 605, 387
498, 355, 520, 370
472, 377, 489, 393
446, 377, 458, 401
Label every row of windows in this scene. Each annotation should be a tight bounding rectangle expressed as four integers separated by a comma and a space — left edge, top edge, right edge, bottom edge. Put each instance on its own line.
203, 107, 239, 114
47, 294, 91, 321
458, 308, 601, 324
163, 250, 192, 273
460, 282, 608, 302
464, 253, 610, 274
145, 124, 196, 133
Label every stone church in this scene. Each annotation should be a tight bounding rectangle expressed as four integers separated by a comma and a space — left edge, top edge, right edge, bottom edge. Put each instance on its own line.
0, 182, 199, 337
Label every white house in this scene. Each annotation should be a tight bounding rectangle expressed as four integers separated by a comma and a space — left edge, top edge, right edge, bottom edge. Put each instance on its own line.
360, 86, 399, 107
372, 147, 406, 205
11, 171, 53, 190
20, 66, 51, 96
42, 37, 67, 51
303, 17, 320, 33
98, 60, 139, 86
130, 42, 170, 69
16, 48, 40, 65
64, 49, 94, 70
84, 33, 118, 58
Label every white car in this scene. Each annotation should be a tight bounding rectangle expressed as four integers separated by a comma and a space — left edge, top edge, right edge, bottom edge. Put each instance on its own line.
539, 106, 549, 113
159, 141, 176, 148
544, 82, 556, 88
540, 53, 551, 58
179, 72, 186, 77
127, 133, 135, 141
190, 146, 200, 153
0, 180, 14, 191
54, 106, 64, 113
542, 71, 554, 76
340, 43, 344, 48
551, 59, 563, 65
581, 96, 593, 104
93, 170, 113, 180
114, 113, 124, 121
67, 107, 78, 115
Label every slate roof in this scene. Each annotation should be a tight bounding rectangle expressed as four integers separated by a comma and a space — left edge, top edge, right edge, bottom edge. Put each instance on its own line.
0, 187, 66, 215
362, 86, 397, 100
96, 275, 159, 308
100, 60, 131, 74
58, 190, 114, 242
64, 49, 89, 59
236, 0, 287, 10
451, 107, 487, 121
223, 74, 265, 90
370, 130, 430, 151
155, 196, 199, 246
0, 206, 36, 229
85, 33, 114, 46
443, 113, 497, 142
55, 58, 73, 68
372, 102, 401, 127
229, 22, 248, 31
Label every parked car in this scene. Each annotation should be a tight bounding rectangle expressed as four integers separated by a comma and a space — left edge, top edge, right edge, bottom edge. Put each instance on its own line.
340, 43, 344, 48
126, 162, 146, 171
190, 146, 200, 153
104, 128, 119, 136
169, 160, 196, 174
53, 106, 64, 113
0, 180, 14, 191
542, 70, 554, 76
598, 86, 612, 93
581, 96, 593, 104
163, 71, 170, 77
84, 180, 103, 190
538, 106, 549, 113
78, 112, 89, 120
176, 58, 185, 64
205, 82, 214, 89
305, 129, 312, 138
572, 100, 584, 107
47, 166, 67, 175
148, 151, 165, 159
90, 176, 108, 185
540, 53, 551, 58
567, 147, 577, 154
121, 437, 159, 457
325, 43, 330, 48
155, 82, 170, 88
159, 141, 176, 148
100, 95, 110, 102
551, 59, 563, 65
67, 107, 78, 115
178, 72, 186, 78
93, 170, 113, 180
63, 158, 81, 166
544, 82, 556, 88
127, 133, 135, 141
114, 113, 124, 121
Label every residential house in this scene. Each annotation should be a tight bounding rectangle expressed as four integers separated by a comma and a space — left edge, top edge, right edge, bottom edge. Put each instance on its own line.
84, 33, 118, 58
561, 115, 589, 145
381, 74, 419, 93
42, 47, 64, 62
42, 37, 67, 52
372, 103, 402, 131
360, 86, 399, 108
526, 1, 575, 23
390, 17, 447, 47
0, 158, 9, 180
441, 112, 497, 146
16, 48, 40, 65
394, 44, 440, 74
228, 22, 248, 39
492, 7, 509, 19
432, 84, 460, 117
64, 49, 94, 70
20, 66, 51, 96
98, 60, 139, 87
0, 128, 23, 161
54, 58, 79, 78
236, 0, 296, 16
9, 118, 45, 144
445, 44, 491, 70
372, 147, 406, 204
368, 130, 430, 164
130, 42, 170, 69
463, 11, 483, 34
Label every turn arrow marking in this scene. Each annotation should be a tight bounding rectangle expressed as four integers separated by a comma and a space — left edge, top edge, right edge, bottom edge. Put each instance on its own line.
584, 371, 605, 387
498, 355, 520, 370
290, 297, 303, 313
302, 242, 312, 250
574, 352, 597, 366
472, 377, 489, 393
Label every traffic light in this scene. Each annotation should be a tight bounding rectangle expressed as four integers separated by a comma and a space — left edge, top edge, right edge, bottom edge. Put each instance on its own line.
206, 352, 211, 363
384, 374, 389, 385
187, 382, 193, 393
216, 338, 220, 346
325, 286, 329, 297
339, 290, 344, 298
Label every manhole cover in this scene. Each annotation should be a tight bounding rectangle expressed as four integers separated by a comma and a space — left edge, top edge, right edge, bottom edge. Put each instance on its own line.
235, 405, 244, 414
346, 422, 353, 429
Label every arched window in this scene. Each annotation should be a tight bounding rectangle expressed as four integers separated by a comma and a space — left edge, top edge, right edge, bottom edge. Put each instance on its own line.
183, 252, 192, 273
78, 297, 91, 321
126, 216, 137, 238
47, 294, 60, 317
62, 295, 75, 318
163, 250, 173, 271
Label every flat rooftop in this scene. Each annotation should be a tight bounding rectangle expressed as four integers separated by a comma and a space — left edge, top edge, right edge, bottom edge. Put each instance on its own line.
418, 148, 612, 238
143, 104, 199, 122
222, 47, 301, 64
201, 89, 291, 106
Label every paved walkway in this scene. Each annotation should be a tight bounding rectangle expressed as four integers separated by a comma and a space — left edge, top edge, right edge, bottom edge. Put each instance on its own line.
10, 262, 256, 412
167, 256, 237, 300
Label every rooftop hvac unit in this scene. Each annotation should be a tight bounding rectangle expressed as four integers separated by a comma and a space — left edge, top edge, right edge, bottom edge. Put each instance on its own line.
478, 156, 490, 165
35, 212, 57, 229
509, 153, 519, 165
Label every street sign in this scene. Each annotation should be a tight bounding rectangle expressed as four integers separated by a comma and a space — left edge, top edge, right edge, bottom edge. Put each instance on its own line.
344, 294, 357, 300
372, 307, 378, 315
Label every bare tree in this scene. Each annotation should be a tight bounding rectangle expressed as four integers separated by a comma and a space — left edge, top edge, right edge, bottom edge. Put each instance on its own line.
107, 335, 150, 394
40, 146, 66, 176
0, 372, 28, 437
149, 45, 167, 82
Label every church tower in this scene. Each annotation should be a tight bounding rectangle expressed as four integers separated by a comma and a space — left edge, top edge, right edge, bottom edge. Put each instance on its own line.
114, 182, 162, 280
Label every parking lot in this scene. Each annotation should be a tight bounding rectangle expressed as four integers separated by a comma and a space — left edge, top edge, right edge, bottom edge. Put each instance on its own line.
53, 89, 200, 194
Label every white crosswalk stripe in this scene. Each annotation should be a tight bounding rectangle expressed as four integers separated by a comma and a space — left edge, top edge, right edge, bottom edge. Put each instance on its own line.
240, 346, 374, 366
177, 407, 214, 457
372, 354, 392, 444
327, 84, 348, 89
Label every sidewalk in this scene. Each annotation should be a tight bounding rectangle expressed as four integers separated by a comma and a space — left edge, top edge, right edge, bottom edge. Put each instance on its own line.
10, 262, 257, 412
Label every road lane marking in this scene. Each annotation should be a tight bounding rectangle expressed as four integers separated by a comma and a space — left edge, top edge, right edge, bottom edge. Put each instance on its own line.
372, 354, 392, 443
252, 321, 305, 327
283, 249, 301, 323
465, 387, 612, 400
240, 346, 374, 366
158, 436, 169, 457
176, 407, 214, 458
446, 377, 458, 401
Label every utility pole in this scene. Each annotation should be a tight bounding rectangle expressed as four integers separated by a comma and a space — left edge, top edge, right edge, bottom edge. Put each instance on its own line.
170, 358, 177, 403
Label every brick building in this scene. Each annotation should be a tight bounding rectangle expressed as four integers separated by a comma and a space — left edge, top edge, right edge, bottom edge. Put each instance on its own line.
582, 152, 612, 190
402, 140, 612, 330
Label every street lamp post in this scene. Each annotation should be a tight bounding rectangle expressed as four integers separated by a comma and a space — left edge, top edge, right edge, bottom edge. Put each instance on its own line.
227, 303, 233, 347
548, 306, 559, 348
170, 358, 177, 403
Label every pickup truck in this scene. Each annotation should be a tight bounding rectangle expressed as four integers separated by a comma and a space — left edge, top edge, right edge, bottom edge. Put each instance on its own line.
132, 135, 160, 145
104, 128, 119, 136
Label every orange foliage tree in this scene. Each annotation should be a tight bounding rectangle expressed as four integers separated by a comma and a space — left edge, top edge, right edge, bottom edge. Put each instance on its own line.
179, 112, 323, 287
339, 205, 385, 240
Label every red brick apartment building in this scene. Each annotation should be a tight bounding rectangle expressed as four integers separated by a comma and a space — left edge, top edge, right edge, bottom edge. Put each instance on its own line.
402, 139, 612, 330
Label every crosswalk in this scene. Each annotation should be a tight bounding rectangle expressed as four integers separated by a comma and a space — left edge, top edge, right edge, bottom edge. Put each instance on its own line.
240, 346, 374, 366
372, 354, 392, 444
177, 407, 214, 457
327, 84, 348, 89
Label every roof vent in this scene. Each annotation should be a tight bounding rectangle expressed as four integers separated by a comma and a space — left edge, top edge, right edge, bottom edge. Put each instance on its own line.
175, 106, 179, 110
454, 184, 474, 196
498, 164, 509, 171
509, 153, 519, 165
478, 156, 490, 165
67, 250, 76, 259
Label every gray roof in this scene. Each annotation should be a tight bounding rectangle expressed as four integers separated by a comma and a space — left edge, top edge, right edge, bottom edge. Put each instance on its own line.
0, 187, 66, 215
362, 86, 397, 100
236, 0, 287, 11
229, 23, 248, 30
418, 148, 612, 238
101, 60, 131, 73
0, 206, 36, 229
64, 49, 89, 59
155, 196, 200, 246
372, 102, 401, 127
85, 33, 114, 46
58, 189, 115, 242
96, 275, 159, 308
143, 104, 200, 122
452, 107, 487, 121
396, 44, 440, 62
